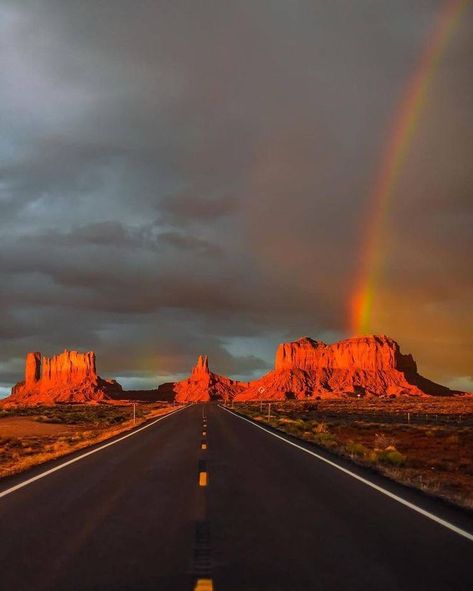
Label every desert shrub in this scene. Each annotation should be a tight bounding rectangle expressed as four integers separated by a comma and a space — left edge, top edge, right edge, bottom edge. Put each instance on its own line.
278, 417, 299, 425
21, 446, 37, 455
80, 430, 94, 439
0, 437, 22, 449
377, 449, 406, 466
31, 405, 132, 426
313, 422, 328, 434
374, 432, 395, 450
366, 450, 379, 463
65, 435, 82, 444
285, 422, 305, 435
345, 441, 369, 458
314, 432, 336, 446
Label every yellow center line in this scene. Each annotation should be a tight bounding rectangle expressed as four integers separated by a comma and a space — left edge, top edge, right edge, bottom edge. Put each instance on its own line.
199, 471, 208, 487
194, 578, 213, 591
201, 442, 207, 450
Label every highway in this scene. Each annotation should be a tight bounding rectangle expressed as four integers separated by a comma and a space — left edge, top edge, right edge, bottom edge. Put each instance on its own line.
1, 403, 472, 591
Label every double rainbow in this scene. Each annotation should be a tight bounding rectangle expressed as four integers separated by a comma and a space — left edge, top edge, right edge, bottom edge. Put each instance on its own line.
350, 0, 469, 335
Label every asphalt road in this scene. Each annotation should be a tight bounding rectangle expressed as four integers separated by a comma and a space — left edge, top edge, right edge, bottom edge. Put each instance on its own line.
1, 403, 473, 591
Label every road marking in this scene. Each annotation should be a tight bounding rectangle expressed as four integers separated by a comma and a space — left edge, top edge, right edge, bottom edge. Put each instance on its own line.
201, 443, 207, 450
221, 406, 473, 543
202, 431, 207, 436
194, 579, 213, 591
0, 406, 188, 500
199, 472, 208, 487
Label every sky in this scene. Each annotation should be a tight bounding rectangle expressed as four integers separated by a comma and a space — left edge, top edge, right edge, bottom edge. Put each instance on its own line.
1, 0, 472, 395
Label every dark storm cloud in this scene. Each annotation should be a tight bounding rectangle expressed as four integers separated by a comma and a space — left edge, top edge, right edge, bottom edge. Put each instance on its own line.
160, 194, 239, 224
1, 0, 472, 393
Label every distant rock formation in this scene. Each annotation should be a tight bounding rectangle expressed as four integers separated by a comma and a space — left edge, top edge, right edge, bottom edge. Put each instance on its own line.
170, 355, 248, 402
236, 335, 455, 400
3, 350, 122, 405
3, 335, 459, 406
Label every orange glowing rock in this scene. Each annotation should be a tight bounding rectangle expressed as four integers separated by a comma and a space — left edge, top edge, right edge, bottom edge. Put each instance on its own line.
236, 335, 455, 401
171, 355, 248, 402
275, 336, 416, 372
192, 355, 210, 377
25, 352, 41, 384
4, 350, 122, 405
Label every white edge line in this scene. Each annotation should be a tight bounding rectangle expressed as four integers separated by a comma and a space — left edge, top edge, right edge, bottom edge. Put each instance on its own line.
220, 405, 473, 543
0, 405, 188, 499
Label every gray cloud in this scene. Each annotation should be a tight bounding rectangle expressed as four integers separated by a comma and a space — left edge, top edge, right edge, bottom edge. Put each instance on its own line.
1, 0, 472, 393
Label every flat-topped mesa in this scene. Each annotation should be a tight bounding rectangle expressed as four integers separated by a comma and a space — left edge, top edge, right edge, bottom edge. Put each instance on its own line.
172, 355, 248, 402
40, 350, 97, 386
236, 334, 453, 401
275, 335, 417, 373
4, 350, 122, 405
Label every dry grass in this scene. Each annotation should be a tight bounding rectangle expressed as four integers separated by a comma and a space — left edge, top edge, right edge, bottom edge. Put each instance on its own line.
236, 401, 473, 511
0, 402, 177, 479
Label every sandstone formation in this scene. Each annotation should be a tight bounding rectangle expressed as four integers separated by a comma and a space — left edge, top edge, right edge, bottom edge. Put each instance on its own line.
274, 336, 416, 373
235, 335, 455, 401
3, 335, 459, 406
4, 350, 122, 405
170, 355, 248, 402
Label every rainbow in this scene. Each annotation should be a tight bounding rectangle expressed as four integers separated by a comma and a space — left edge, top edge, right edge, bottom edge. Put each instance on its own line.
350, 0, 469, 335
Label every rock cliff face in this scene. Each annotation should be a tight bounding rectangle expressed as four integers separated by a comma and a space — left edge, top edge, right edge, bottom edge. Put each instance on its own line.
236, 335, 454, 400
4, 350, 122, 405
172, 355, 248, 402
3, 335, 457, 405
275, 336, 416, 372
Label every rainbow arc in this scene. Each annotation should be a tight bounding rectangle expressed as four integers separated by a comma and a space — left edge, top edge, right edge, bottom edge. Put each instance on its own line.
350, 0, 469, 335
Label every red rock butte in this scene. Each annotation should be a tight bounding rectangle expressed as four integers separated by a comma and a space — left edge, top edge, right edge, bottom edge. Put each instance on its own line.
168, 355, 248, 402
5, 350, 122, 405
236, 335, 455, 401
2, 335, 462, 406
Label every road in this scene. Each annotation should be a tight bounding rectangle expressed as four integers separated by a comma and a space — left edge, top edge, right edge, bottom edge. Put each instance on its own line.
1, 403, 472, 591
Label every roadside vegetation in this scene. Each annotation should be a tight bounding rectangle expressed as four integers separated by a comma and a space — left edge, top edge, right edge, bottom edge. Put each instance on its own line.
0, 402, 177, 479
235, 399, 473, 512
